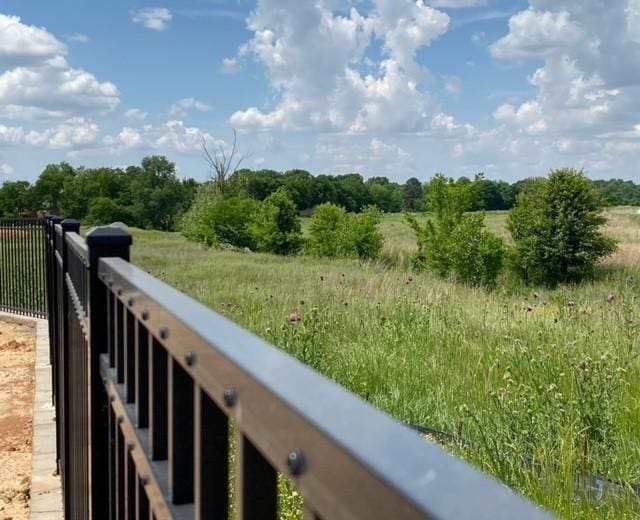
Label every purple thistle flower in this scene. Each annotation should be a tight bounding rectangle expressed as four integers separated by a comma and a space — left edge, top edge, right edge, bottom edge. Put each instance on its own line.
606, 293, 616, 304
288, 312, 302, 324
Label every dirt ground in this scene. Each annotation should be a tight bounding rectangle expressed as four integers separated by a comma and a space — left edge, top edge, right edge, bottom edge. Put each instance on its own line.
0, 321, 35, 520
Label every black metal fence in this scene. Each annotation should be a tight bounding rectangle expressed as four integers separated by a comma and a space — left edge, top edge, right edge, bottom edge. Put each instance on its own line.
38, 216, 553, 519
0, 218, 47, 317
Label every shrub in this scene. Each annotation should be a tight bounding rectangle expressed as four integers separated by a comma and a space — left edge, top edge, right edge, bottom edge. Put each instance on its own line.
306, 203, 348, 258
346, 205, 384, 260
406, 174, 504, 285
200, 196, 259, 248
306, 203, 384, 260
180, 182, 220, 243
250, 188, 303, 255
507, 168, 617, 285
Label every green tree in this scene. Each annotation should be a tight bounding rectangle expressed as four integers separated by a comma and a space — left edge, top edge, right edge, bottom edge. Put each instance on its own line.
508, 168, 617, 285
33, 162, 76, 214
366, 177, 402, 213
402, 177, 424, 211
345, 205, 384, 259
86, 197, 133, 225
306, 203, 384, 260
201, 196, 259, 248
128, 156, 186, 230
406, 174, 504, 285
306, 203, 348, 258
250, 188, 302, 255
0, 181, 35, 217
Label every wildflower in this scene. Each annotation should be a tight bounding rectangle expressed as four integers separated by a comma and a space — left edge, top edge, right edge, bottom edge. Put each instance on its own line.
533, 292, 539, 299
526, 305, 534, 312
567, 301, 576, 307
288, 312, 301, 324
606, 293, 615, 303
320, 275, 324, 282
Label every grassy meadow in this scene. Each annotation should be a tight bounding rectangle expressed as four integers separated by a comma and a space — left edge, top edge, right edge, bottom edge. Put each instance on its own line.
131, 207, 640, 519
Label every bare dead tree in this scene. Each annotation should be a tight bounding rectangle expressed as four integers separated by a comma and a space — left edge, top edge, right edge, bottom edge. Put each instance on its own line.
202, 129, 248, 196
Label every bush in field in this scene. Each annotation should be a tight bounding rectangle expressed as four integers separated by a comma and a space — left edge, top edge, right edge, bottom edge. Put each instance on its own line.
508, 168, 617, 285
346, 205, 384, 260
406, 174, 504, 285
306, 203, 384, 260
180, 182, 220, 243
250, 188, 303, 255
306, 203, 348, 258
199, 196, 259, 248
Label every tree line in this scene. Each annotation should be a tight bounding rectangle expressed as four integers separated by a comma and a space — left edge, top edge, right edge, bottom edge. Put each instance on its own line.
1, 155, 639, 229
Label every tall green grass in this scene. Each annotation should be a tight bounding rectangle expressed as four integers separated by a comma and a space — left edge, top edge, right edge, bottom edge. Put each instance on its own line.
131, 207, 640, 519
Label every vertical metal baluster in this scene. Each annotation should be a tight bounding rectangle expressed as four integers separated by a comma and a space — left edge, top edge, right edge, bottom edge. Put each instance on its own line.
0, 220, 5, 312
116, 298, 125, 384
236, 433, 278, 520
108, 290, 115, 367
136, 475, 150, 520
195, 386, 229, 520
135, 322, 149, 428
109, 404, 116, 520
168, 358, 194, 504
126, 447, 136, 520
8, 220, 14, 311
116, 421, 125, 520
125, 309, 136, 403
149, 337, 168, 460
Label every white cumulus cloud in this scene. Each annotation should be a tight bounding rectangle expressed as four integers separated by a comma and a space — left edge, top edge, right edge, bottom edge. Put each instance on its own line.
131, 8, 172, 31
169, 98, 212, 118
228, 0, 452, 133
0, 13, 119, 121
0, 163, 14, 175
0, 14, 65, 66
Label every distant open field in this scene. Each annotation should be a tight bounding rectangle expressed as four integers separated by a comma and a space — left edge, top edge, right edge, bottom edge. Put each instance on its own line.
131, 207, 640, 519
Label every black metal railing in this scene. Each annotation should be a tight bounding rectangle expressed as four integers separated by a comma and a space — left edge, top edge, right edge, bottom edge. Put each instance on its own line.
0, 218, 47, 317
38, 215, 553, 519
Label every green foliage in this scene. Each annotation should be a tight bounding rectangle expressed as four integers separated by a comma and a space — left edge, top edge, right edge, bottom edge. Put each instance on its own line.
407, 174, 505, 285
402, 177, 424, 211
249, 188, 303, 255
346, 205, 384, 260
200, 196, 259, 248
592, 178, 640, 206
306, 203, 348, 258
307, 203, 384, 260
33, 162, 76, 214
0, 181, 36, 217
127, 156, 188, 231
508, 168, 617, 285
86, 197, 133, 225
179, 182, 220, 243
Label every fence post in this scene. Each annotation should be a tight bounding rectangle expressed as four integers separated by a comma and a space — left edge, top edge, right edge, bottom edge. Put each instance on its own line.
86, 226, 132, 520
59, 219, 80, 518
47, 216, 63, 408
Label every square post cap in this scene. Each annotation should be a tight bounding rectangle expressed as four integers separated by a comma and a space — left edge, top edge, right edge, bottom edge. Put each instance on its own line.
86, 225, 132, 248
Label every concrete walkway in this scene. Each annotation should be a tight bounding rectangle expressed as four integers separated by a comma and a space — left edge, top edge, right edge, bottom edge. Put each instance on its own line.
0, 313, 62, 520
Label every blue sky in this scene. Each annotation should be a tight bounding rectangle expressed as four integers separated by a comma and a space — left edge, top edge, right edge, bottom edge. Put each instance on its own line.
1, 0, 639, 183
